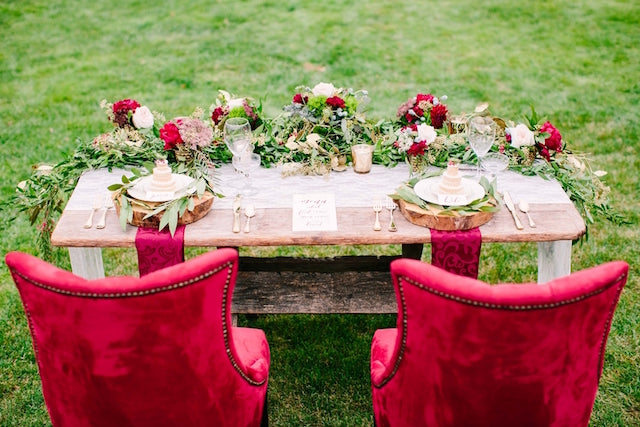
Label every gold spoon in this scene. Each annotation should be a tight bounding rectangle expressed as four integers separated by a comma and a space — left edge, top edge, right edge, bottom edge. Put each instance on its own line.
244, 204, 255, 233
518, 201, 536, 228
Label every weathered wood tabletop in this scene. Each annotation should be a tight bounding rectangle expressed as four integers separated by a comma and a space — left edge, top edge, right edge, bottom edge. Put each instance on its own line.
51, 166, 586, 314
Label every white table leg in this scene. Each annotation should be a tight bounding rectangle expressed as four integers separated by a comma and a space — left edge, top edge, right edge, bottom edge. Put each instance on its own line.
68, 247, 105, 279
537, 240, 572, 284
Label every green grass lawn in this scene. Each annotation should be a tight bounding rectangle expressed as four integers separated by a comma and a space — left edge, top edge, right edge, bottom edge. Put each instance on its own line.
1, 0, 639, 425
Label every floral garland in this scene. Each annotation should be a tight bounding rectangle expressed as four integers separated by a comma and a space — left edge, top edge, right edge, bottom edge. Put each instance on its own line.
256, 82, 378, 175
3, 85, 624, 258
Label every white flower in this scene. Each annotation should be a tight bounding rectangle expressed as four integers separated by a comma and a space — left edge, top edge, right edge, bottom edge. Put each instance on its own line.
312, 82, 337, 97
507, 123, 535, 148
395, 129, 415, 152
132, 106, 154, 129
416, 124, 437, 144
228, 98, 245, 109
594, 170, 608, 177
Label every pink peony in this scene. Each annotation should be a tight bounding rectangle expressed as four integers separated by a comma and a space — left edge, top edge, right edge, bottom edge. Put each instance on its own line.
540, 121, 563, 152
159, 122, 183, 150
416, 93, 434, 104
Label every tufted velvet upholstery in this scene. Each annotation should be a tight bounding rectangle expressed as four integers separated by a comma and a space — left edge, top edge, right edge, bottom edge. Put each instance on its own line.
371, 259, 629, 427
6, 248, 270, 427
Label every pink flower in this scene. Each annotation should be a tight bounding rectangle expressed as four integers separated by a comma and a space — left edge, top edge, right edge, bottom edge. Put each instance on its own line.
243, 100, 258, 122
326, 96, 346, 109
112, 99, 140, 127
160, 122, 183, 150
416, 93, 434, 104
540, 121, 563, 152
293, 93, 308, 104
430, 103, 448, 129
176, 118, 213, 149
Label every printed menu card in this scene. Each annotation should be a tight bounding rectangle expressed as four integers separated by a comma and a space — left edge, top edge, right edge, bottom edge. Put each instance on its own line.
292, 193, 338, 231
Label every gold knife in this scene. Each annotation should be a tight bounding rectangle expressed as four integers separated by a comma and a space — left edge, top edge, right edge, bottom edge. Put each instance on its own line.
502, 191, 524, 230
232, 195, 242, 233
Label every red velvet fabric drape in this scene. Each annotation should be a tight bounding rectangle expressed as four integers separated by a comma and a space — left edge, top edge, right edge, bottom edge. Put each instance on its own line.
371, 259, 628, 427
6, 248, 269, 427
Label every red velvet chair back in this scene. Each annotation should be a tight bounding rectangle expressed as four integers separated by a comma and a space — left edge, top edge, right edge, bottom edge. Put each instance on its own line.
371, 259, 629, 427
6, 248, 270, 427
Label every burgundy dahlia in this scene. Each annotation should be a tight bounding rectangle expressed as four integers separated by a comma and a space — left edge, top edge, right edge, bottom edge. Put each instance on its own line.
430, 103, 448, 129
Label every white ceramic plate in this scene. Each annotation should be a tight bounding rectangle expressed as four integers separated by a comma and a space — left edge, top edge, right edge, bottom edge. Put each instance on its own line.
414, 176, 486, 206
127, 174, 195, 202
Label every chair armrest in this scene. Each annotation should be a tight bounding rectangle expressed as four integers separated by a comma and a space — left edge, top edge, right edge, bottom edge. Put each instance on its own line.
231, 327, 271, 383
370, 328, 398, 386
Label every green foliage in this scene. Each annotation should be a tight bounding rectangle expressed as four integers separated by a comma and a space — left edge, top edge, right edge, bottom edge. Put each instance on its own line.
1, 0, 639, 425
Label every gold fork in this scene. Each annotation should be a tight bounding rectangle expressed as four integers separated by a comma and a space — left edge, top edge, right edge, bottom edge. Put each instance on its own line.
385, 197, 397, 232
372, 199, 382, 231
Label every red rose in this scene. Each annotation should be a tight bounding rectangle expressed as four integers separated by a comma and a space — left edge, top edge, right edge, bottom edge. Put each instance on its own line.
112, 99, 140, 113
159, 122, 183, 150
211, 106, 227, 124
326, 96, 346, 109
293, 93, 308, 104
112, 99, 140, 127
416, 93, 434, 104
407, 141, 428, 156
430, 103, 448, 129
540, 121, 563, 152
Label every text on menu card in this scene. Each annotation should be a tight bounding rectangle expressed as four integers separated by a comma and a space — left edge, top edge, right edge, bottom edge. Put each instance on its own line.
292, 193, 338, 231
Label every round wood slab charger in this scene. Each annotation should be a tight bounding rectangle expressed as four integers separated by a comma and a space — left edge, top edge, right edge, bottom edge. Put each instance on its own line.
396, 198, 495, 231
113, 191, 214, 228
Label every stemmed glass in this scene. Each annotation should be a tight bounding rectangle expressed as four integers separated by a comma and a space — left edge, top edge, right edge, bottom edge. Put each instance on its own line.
467, 116, 496, 179
224, 118, 252, 194
224, 117, 252, 159
232, 151, 261, 196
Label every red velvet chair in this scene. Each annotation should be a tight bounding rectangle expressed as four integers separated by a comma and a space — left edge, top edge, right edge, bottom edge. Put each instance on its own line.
6, 248, 270, 427
371, 259, 629, 427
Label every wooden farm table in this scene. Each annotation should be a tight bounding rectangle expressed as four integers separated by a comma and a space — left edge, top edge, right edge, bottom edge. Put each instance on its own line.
51, 165, 585, 314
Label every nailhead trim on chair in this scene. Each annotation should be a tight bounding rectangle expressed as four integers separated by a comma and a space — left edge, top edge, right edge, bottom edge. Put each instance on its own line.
10, 260, 266, 387
373, 271, 627, 389
10, 263, 231, 298
221, 265, 267, 387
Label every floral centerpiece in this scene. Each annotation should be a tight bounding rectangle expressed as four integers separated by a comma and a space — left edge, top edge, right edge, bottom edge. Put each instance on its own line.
379, 92, 466, 171
259, 82, 378, 175
110, 107, 220, 235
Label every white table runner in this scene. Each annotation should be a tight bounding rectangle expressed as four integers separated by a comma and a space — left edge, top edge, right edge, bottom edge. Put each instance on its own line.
64, 164, 570, 212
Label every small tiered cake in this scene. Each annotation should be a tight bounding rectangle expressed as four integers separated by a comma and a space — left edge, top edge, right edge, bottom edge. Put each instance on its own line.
438, 161, 465, 195
148, 159, 176, 193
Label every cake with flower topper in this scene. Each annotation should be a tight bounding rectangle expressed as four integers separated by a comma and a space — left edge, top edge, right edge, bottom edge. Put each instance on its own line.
148, 159, 177, 193
438, 161, 465, 195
